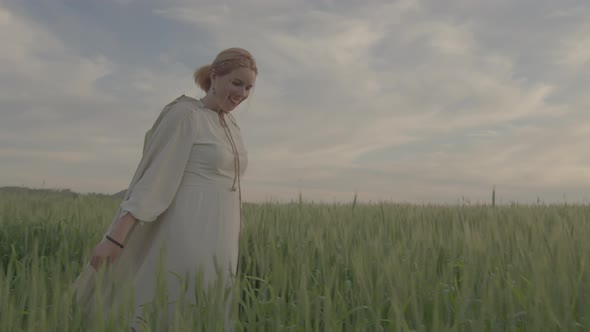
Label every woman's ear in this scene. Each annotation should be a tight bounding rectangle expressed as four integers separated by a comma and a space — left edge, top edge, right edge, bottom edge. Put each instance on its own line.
209, 68, 217, 84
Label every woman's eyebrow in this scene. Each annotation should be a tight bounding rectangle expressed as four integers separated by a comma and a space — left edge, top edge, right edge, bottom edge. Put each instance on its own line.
234, 78, 253, 87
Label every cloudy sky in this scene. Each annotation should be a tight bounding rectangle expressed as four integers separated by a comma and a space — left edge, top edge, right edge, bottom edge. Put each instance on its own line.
1, 0, 589, 204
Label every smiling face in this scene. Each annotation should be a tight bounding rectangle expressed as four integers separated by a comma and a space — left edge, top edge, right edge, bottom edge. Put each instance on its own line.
210, 67, 256, 112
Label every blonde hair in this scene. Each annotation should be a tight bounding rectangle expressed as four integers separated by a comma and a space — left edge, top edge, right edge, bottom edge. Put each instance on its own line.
194, 47, 258, 92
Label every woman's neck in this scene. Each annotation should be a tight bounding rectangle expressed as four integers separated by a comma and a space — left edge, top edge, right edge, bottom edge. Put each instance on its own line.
199, 94, 224, 113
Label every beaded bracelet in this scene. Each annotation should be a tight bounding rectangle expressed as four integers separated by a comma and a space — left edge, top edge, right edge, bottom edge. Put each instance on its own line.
106, 235, 124, 249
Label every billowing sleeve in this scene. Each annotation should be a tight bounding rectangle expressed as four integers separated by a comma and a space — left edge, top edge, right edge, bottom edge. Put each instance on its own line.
120, 106, 197, 223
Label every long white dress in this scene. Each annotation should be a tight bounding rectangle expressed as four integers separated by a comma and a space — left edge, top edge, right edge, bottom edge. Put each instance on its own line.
72, 95, 247, 330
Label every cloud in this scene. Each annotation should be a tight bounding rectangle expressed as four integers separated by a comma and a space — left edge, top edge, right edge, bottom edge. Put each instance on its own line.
1, 0, 590, 204
0, 7, 113, 102
558, 24, 590, 68
0, 4, 172, 192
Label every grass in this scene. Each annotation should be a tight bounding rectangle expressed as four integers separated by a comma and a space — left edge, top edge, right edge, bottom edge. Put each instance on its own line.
1, 189, 589, 330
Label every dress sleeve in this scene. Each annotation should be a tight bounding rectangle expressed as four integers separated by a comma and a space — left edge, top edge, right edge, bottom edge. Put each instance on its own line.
120, 105, 196, 223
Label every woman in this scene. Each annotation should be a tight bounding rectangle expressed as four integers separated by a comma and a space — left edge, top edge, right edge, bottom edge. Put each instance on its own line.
72, 47, 257, 330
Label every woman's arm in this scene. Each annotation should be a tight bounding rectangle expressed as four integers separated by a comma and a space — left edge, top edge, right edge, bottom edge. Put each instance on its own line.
89, 212, 137, 269
106, 211, 138, 245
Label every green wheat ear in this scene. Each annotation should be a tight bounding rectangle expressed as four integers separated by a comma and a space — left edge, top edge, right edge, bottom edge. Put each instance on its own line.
1, 189, 589, 330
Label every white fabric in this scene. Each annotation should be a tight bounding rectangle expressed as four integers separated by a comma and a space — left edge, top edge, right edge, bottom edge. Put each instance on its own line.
71, 95, 247, 329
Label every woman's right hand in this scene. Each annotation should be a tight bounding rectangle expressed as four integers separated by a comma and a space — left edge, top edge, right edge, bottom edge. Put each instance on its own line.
89, 238, 123, 270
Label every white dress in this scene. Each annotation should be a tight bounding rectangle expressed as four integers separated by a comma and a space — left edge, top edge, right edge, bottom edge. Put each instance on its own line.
72, 95, 247, 330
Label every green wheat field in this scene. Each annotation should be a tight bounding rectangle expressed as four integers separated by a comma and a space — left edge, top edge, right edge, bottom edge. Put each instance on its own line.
1, 188, 589, 331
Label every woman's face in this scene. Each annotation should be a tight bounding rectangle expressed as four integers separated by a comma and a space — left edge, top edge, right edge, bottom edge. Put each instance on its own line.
210, 67, 256, 112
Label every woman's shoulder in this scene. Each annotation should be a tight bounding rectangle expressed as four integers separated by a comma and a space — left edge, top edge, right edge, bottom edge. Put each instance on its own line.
167, 94, 204, 112
146, 95, 201, 133
159, 95, 207, 120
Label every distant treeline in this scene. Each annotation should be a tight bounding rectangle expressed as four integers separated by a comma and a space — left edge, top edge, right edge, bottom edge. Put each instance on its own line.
0, 186, 126, 199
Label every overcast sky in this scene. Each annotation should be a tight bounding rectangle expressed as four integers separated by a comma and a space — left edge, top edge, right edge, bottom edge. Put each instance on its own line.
1, 0, 589, 204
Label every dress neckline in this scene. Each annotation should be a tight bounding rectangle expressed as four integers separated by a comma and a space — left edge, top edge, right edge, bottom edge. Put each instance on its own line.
187, 95, 227, 115
179, 94, 239, 128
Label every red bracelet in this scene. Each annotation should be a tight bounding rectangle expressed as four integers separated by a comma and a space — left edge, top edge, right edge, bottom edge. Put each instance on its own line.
106, 235, 124, 248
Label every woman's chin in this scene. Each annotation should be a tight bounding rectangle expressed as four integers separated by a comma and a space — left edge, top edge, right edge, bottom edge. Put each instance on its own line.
223, 103, 239, 112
